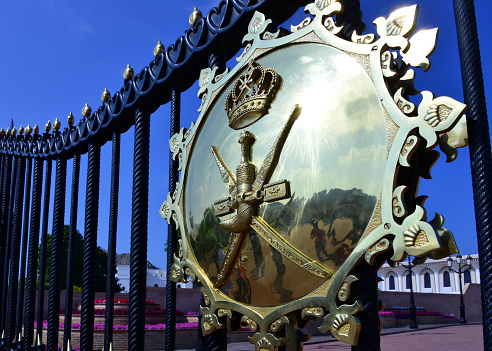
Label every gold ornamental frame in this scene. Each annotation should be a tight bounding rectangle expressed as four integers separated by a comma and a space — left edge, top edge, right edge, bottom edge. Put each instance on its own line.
160, 2, 467, 349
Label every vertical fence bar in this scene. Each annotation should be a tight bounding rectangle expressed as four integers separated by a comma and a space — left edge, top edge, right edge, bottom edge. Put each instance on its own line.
23, 157, 44, 351
63, 154, 80, 351
452, 0, 492, 348
16, 157, 33, 339
37, 159, 52, 343
6, 155, 26, 345
129, 109, 150, 351
0, 154, 12, 334
47, 157, 67, 351
2, 155, 18, 334
104, 131, 120, 351
165, 87, 180, 351
80, 143, 101, 351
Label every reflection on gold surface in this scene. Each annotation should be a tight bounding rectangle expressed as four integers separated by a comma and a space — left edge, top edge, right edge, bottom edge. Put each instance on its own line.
185, 43, 386, 306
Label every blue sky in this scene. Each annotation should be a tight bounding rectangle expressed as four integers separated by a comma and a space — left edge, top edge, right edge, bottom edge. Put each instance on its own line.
0, 0, 490, 270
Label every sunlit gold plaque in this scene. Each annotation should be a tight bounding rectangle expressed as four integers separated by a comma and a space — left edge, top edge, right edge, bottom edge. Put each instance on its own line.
160, 2, 467, 349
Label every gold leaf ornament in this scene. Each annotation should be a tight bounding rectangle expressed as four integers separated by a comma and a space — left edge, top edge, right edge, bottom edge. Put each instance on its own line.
401, 28, 439, 71
374, 5, 419, 50
417, 91, 467, 148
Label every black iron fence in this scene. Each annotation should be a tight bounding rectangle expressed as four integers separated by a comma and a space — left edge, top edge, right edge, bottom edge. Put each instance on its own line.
0, 0, 489, 351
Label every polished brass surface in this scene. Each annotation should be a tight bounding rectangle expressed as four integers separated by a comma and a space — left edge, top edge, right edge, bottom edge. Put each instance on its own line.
68, 112, 74, 127
101, 88, 111, 102
45, 121, 51, 133
123, 64, 134, 80
11, 127, 17, 136
161, 2, 467, 347
25, 125, 32, 135
184, 43, 386, 306
5, 128, 10, 136
0, 129, 4, 136
81, 103, 92, 117
189, 7, 202, 28
18, 125, 24, 135
53, 118, 61, 132
33, 124, 39, 135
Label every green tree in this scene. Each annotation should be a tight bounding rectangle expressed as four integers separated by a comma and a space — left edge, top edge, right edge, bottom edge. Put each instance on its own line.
38, 225, 122, 293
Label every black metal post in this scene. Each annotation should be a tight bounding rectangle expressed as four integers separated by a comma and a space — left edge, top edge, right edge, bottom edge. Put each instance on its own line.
105, 131, 120, 351
16, 157, 33, 338
6, 155, 26, 346
2, 155, 18, 335
23, 157, 44, 351
46, 157, 67, 351
166, 88, 179, 351
351, 258, 380, 351
0, 154, 12, 335
36, 158, 52, 344
129, 109, 150, 351
400, 257, 418, 329
63, 154, 80, 351
458, 266, 467, 325
452, 0, 491, 347
448, 258, 468, 325
80, 143, 101, 351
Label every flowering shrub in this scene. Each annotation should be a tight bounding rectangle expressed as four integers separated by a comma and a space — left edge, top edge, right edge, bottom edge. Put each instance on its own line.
186, 311, 199, 316
378, 311, 395, 317
36, 321, 198, 330
93, 298, 155, 304
394, 311, 442, 319
443, 314, 456, 318
389, 306, 424, 310
60, 309, 188, 316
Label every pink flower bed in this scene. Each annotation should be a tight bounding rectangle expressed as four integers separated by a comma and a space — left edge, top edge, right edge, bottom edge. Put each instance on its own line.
60, 309, 183, 316
378, 311, 395, 317
35, 321, 199, 330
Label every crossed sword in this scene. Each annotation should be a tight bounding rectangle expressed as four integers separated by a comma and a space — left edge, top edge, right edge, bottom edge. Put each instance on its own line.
211, 105, 332, 288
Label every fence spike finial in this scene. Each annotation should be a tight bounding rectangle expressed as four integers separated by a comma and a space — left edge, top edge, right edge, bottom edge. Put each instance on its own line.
12, 126, 17, 136
45, 120, 51, 133
34, 124, 39, 135
53, 118, 61, 131
153, 41, 164, 57
19, 125, 24, 135
68, 112, 74, 127
101, 88, 111, 102
82, 103, 92, 117
25, 124, 32, 135
189, 7, 202, 27
0, 128, 4, 136
123, 64, 134, 81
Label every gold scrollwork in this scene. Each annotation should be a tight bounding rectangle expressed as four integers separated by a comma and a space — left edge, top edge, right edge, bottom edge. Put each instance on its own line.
392, 185, 408, 217
351, 31, 376, 44
241, 315, 259, 331
338, 275, 359, 302
394, 88, 416, 115
270, 316, 290, 332
399, 135, 419, 167
365, 238, 391, 265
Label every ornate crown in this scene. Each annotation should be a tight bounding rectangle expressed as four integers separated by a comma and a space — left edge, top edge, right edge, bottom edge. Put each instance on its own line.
225, 61, 280, 130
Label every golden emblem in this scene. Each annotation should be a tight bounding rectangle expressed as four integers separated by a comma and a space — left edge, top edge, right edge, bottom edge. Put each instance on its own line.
160, 2, 467, 349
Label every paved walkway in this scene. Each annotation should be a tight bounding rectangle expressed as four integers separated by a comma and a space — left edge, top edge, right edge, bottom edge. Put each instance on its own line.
178, 323, 483, 350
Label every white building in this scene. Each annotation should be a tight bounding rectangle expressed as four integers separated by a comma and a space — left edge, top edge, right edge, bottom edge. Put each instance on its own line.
116, 265, 193, 292
378, 254, 480, 294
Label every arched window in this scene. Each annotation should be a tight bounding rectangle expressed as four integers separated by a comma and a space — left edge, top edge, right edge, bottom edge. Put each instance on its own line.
464, 269, 472, 284
443, 271, 451, 287
154, 284, 158, 287
424, 272, 431, 289
389, 275, 395, 290
406, 273, 412, 289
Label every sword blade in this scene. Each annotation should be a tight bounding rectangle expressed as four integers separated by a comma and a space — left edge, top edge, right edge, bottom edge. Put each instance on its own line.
250, 216, 332, 279
213, 232, 248, 289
